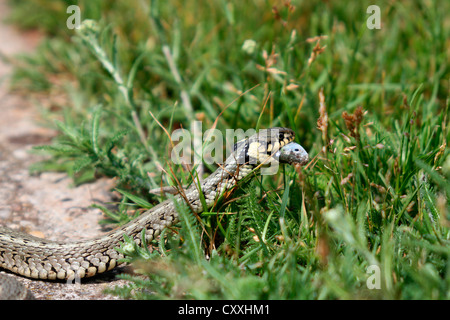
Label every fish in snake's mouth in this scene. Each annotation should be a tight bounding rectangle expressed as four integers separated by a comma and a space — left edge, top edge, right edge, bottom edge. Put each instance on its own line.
277, 142, 309, 166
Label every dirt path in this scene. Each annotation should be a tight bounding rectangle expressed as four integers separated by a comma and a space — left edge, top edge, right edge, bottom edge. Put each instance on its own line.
0, 0, 128, 299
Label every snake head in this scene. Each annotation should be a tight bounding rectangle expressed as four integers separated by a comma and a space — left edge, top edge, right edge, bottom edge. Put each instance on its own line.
232, 127, 298, 166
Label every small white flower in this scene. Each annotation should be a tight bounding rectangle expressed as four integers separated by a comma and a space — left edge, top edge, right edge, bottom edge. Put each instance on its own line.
122, 242, 135, 255
242, 39, 257, 55
77, 19, 100, 37
324, 208, 341, 223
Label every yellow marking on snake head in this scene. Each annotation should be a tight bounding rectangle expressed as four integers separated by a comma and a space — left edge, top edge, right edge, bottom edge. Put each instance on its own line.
272, 141, 280, 152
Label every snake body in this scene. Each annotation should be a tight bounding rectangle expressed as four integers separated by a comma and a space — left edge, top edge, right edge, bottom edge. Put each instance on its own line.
0, 127, 308, 298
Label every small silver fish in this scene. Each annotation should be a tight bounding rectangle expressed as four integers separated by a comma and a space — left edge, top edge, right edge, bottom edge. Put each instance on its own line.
277, 142, 309, 166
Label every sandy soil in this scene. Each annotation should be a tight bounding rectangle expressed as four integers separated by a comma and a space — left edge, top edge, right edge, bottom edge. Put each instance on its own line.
0, 0, 129, 299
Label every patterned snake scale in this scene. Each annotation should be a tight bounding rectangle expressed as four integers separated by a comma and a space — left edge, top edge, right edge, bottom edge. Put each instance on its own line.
0, 127, 308, 299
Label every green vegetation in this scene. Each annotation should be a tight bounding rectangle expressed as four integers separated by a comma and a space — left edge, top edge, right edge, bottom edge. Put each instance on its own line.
6, 0, 449, 299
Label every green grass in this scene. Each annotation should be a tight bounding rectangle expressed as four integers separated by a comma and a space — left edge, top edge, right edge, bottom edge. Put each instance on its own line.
5, 0, 450, 299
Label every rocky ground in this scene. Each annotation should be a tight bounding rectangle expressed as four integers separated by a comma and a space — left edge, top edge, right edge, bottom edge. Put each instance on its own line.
0, 0, 129, 299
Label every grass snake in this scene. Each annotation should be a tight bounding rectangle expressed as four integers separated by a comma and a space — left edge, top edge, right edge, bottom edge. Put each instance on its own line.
0, 127, 308, 299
